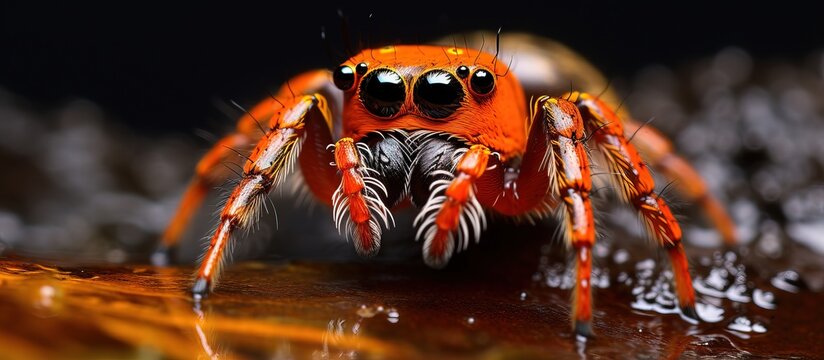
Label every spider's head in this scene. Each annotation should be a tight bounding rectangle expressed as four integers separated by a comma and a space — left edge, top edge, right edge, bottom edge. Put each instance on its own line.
332, 45, 528, 161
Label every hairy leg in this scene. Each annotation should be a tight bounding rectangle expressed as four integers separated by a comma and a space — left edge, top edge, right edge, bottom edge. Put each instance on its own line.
574, 92, 696, 319
192, 94, 333, 299
475, 95, 699, 337
157, 70, 337, 264
624, 118, 737, 245
153, 132, 255, 266
411, 137, 491, 268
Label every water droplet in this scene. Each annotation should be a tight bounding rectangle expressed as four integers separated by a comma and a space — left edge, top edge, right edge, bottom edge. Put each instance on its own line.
726, 284, 751, 303
592, 268, 610, 288
387, 309, 399, 324
466, 317, 475, 325
726, 315, 768, 335
727, 316, 752, 332
613, 249, 629, 264
519, 291, 527, 301
706, 268, 730, 291
693, 253, 755, 305
696, 302, 724, 323
752, 323, 767, 333
753, 288, 776, 310
771, 270, 802, 293
593, 242, 610, 258
617, 271, 628, 283
636, 259, 655, 271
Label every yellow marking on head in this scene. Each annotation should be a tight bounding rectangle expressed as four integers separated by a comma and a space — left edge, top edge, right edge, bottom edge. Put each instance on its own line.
379, 46, 395, 54
447, 47, 464, 55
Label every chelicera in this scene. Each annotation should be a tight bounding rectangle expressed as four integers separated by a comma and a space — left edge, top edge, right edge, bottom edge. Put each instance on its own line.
154, 35, 737, 337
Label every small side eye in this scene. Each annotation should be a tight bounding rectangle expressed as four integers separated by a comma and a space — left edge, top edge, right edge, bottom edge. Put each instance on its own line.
456, 65, 470, 79
356, 62, 369, 75
333, 65, 355, 90
470, 69, 495, 95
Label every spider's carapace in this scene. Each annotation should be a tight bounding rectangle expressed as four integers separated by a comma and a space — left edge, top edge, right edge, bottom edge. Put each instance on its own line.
338, 46, 527, 159
155, 33, 737, 337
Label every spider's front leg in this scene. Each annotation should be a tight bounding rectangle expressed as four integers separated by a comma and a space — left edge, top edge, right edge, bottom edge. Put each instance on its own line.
411, 138, 491, 268
328, 131, 414, 257
191, 92, 335, 299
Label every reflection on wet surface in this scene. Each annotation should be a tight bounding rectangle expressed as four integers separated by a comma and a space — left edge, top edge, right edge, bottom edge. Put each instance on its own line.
1, 225, 822, 359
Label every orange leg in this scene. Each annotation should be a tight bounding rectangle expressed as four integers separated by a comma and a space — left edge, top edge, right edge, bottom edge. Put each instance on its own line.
153, 133, 254, 265
624, 117, 737, 245
156, 69, 336, 265
479, 96, 693, 336
574, 92, 697, 319
414, 144, 491, 268
192, 94, 333, 299
539, 98, 597, 336
331, 138, 393, 257
475, 97, 598, 336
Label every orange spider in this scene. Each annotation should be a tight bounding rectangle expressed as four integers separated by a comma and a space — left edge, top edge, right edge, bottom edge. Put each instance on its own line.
154, 32, 736, 337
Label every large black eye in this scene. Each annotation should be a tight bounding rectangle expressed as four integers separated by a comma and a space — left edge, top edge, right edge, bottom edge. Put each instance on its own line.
414, 70, 464, 119
470, 69, 495, 95
333, 65, 355, 90
359, 69, 406, 118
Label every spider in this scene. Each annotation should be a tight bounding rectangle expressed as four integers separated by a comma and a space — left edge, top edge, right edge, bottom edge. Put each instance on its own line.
153, 32, 737, 337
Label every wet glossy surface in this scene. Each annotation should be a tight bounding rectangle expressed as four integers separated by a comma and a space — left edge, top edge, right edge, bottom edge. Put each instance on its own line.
2, 226, 822, 359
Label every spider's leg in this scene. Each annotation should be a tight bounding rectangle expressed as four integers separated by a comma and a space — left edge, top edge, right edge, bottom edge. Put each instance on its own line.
156, 70, 336, 265
154, 132, 255, 266
574, 92, 697, 320
328, 131, 413, 257
538, 98, 597, 336
472, 97, 597, 336
623, 117, 737, 245
411, 138, 491, 268
330, 138, 390, 257
192, 93, 333, 299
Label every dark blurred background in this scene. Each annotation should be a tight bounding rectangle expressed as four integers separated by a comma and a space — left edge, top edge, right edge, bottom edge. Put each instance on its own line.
2, 1, 823, 134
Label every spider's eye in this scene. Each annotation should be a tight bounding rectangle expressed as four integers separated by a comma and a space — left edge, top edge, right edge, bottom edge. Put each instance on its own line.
359, 69, 406, 118
356, 62, 369, 75
456, 65, 470, 79
333, 65, 355, 90
414, 70, 464, 119
470, 69, 495, 95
